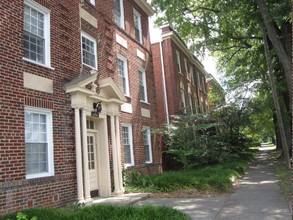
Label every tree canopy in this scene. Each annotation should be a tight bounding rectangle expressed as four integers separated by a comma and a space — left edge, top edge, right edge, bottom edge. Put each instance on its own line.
151, 0, 292, 165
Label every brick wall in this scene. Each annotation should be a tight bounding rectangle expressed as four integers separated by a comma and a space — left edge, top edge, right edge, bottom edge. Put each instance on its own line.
113, 0, 161, 174
0, 0, 161, 215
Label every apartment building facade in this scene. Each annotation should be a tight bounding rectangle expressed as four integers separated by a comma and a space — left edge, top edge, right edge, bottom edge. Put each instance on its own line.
152, 25, 209, 127
0, 0, 161, 215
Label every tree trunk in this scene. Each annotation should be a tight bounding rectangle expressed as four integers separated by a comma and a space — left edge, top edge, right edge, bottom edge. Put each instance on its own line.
255, 0, 292, 98
262, 28, 291, 168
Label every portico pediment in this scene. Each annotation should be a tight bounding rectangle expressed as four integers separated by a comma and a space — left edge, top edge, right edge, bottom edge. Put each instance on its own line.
65, 74, 126, 108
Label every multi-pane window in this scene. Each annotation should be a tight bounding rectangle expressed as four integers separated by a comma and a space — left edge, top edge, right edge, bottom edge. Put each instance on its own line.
180, 89, 186, 113
114, 0, 124, 29
23, 0, 50, 67
117, 55, 129, 96
81, 32, 97, 69
122, 124, 134, 167
133, 9, 142, 43
184, 58, 189, 79
25, 107, 54, 179
201, 76, 206, 93
189, 65, 193, 81
194, 95, 199, 114
192, 68, 196, 86
87, 136, 95, 170
176, 51, 182, 74
143, 127, 152, 163
138, 69, 148, 102
189, 94, 193, 114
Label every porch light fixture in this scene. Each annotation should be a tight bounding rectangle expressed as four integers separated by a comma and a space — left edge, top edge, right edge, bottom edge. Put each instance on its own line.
91, 101, 102, 117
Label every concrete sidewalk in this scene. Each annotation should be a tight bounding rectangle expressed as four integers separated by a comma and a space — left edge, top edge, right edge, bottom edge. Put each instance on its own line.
135, 147, 292, 219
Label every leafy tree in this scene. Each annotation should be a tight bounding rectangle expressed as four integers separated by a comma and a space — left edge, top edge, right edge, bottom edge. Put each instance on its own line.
151, 0, 291, 164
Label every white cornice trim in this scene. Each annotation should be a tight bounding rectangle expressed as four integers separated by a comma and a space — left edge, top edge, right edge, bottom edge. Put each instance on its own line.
133, 0, 155, 16
162, 32, 208, 76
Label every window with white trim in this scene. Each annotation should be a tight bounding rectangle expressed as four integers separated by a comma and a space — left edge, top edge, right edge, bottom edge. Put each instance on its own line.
138, 69, 148, 102
133, 9, 142, 43
114, 0, 124, 29
117, 55, 129, 96
122, 124, 134, 167
189, 93, 193, 114
194, 94, 199, 114
180, 88, 186, 113
184, 58, 189, 79
25, 107, 54, 179
23, 0, 51, 67
81, 32, 97, 69
201, 76, 206, 93
143, 127, 152, 163
176, 50, 182, 74
192, 68, 196, 86
189, 65, 193, 81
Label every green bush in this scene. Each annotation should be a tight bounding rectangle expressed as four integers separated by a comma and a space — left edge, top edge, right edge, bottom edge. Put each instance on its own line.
0, 205, 189, 220
125, 156, 253, 193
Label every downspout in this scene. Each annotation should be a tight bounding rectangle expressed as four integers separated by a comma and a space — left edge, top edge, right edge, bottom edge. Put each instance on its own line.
159, 40, 169, 124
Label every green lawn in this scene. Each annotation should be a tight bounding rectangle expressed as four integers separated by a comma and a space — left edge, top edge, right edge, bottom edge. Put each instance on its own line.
0, 204, 189, 220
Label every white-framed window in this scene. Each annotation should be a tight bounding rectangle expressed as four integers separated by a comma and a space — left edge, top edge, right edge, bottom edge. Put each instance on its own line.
143, 127, 152, 163
122, 124, 134, 167
180, 88, 186, 113
25, 107, 54, 179
138, 68, 148, 102
81, 32, 97, 69
176, 50, 182, 74
189, 93, 193, 114
189, 65, 193, 81
192, 68, 196, 86
89, 0, 95, 5
201, 76, 206, 93
114, 0, 124, 29
133, 9, 142, 43
117, 54, 130, 96
184, 58, 189, 79
23, 0, 51, 67
194, 94, 199, 114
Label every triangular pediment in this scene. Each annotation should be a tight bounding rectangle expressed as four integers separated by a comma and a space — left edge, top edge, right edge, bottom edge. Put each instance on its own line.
65, 73, 98, 95
97, 77, 127, 103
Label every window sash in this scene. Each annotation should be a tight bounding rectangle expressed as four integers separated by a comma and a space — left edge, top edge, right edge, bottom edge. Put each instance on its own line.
138, 69, 147, 102
176, 51, 181, 74
25, 107, 54, 179
143, 128, 152, 163
122, 125, 134, 166
133, 10, 142, 43
81, 33, 97, 69
23, 1, 50, 66
181, 89, 186, 113
114, 0, 124, 28
117, 56, 129, 95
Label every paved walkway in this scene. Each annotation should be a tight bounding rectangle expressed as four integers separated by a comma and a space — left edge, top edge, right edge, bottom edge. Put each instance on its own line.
135, 146, 292, 219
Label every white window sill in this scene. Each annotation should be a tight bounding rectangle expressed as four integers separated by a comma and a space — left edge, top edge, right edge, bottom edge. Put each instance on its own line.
26, 172, 54, 179
140, 100, 150, 105
23, 57, 54, 70
82, 63, 98, 71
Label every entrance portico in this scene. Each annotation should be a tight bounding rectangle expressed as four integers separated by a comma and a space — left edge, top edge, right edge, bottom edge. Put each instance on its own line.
65, 73, 126, 203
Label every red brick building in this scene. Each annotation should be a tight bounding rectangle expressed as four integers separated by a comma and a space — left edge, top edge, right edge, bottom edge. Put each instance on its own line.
0, 0, 161, 215
152, 25, 209, 127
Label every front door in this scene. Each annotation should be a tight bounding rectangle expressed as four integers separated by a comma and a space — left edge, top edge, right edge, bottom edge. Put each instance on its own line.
87, 133, 99, 192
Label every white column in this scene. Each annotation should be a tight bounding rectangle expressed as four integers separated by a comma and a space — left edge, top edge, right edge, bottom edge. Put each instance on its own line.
110, 115, 120, 194
74, 108, 84, 202
115, 116, 124, 192
81, 108, 91, 201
